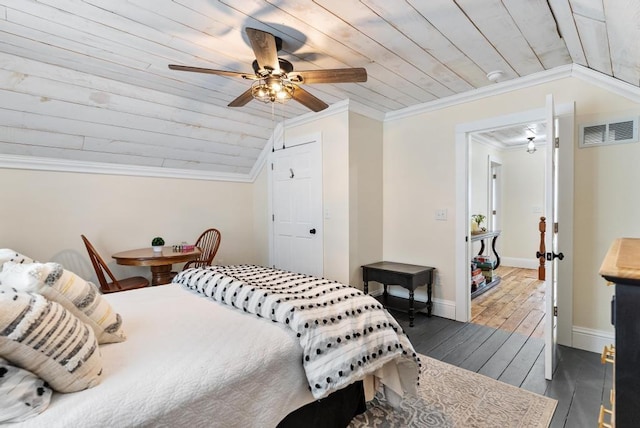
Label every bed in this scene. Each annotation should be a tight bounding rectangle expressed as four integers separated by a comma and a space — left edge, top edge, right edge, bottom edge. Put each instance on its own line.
8, 264, 419, 427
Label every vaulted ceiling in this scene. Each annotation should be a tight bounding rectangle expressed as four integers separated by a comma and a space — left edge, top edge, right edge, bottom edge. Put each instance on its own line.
1, 0, 638, 176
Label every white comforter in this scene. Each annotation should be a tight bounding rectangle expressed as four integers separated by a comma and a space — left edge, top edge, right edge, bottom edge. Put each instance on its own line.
18, 284, 316, 428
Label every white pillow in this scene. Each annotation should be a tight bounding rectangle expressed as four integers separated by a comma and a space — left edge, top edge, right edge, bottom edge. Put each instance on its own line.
0, 262, 126, 344
0, 357, 52, 423
0, 285, 103, 393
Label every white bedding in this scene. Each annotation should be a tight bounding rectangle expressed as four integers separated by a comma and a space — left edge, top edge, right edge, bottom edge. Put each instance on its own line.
17, 284, 317, 428
175, 265, 420, 403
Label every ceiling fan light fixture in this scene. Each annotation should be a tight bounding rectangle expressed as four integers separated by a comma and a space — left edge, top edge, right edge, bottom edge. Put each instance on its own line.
251, 77, 294, 104
526, 136, 537, 154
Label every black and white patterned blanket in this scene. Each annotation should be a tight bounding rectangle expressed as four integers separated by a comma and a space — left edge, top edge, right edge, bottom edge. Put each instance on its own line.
173, 265, 420, 400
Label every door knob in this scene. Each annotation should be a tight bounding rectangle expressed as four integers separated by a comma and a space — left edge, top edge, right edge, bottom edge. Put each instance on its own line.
309, 228, 316, 234
546, 252, 564, 261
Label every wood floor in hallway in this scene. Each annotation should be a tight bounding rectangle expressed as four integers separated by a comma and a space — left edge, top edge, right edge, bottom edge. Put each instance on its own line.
471, 266, 545, 338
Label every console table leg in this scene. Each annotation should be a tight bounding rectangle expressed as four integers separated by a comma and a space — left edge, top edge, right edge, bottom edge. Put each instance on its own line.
491, 235, 501, 268
409, 289, 415, 327
364, 280, 369, 294
426, 283, 433, 317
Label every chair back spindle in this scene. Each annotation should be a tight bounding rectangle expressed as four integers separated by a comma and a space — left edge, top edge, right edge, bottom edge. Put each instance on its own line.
183, 228, 221, 270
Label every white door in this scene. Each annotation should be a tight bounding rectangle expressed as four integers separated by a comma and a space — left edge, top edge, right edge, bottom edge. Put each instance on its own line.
270, 141, 323, 277
544, 94, 560, 380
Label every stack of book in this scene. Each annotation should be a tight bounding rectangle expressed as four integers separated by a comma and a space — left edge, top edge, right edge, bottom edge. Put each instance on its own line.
473, 256, 497, 284
471, 265, 486, 291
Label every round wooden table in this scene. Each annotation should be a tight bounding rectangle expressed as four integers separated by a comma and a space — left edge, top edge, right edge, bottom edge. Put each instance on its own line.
112, 246, 201, 286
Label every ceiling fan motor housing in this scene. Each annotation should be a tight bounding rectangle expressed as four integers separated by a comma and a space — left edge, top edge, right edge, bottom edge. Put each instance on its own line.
252, 58, 294, 76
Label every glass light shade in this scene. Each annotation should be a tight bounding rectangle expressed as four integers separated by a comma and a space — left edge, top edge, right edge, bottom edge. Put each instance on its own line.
251, 77, 294, 104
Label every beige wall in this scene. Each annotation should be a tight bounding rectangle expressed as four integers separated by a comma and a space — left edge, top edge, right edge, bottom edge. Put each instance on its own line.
349, 112, 383, 289
384, 76, 640, 335
0, 168, 267, 283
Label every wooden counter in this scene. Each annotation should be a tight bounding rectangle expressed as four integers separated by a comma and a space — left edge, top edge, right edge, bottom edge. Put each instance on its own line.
600, 238, 640, 284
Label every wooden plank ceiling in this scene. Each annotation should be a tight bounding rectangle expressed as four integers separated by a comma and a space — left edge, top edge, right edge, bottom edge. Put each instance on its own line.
0, 0, 638, 175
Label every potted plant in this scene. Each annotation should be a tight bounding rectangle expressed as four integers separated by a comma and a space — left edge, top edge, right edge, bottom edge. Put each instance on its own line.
151, 237, 165, 252
471, 214, 486, 234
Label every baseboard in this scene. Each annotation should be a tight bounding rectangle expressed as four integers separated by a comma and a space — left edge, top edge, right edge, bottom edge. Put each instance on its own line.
572, 326, 615, 353
369, 285, 456, 320
501, 257, 538, 269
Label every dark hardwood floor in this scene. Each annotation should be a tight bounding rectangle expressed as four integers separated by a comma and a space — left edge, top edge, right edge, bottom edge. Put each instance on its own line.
390, 309, 612, 428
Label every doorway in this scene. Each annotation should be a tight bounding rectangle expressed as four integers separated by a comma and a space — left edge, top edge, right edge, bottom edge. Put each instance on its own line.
468, 124, 546, 334
454, 103, 574, 350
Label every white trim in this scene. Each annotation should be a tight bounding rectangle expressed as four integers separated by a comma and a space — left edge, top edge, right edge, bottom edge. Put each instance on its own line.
572, 326, 614, 353
386, 64, 640, 123
250, 99, 382, 181
0, 153, 253, 182
369, 286, 456, 320
455, 102, 574, 324
572, 64, 640, 104
386, 65, 573, 122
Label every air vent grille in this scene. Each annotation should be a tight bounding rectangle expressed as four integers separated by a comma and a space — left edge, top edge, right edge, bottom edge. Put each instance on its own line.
580, 118, 638, 148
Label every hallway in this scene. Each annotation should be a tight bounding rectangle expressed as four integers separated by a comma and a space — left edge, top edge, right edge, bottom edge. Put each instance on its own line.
471, 266, 545, 338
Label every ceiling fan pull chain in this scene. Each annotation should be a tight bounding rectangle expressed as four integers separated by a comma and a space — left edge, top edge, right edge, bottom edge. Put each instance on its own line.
281, 101, 286, 149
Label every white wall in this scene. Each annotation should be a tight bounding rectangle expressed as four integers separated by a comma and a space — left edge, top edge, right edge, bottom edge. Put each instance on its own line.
501, 147, 546, 265
0, 168, 267, 283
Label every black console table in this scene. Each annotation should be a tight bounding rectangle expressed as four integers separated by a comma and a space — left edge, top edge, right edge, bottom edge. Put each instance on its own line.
470, 230, 501, 268
362, 261, 435, 327
470, 230, 502, 298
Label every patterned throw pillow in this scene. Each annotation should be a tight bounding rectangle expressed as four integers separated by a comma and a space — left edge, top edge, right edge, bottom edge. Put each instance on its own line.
0, 285, 103, 393
0, 262, 126, 344
0, 249, 34, 269
0, 357, 52, 423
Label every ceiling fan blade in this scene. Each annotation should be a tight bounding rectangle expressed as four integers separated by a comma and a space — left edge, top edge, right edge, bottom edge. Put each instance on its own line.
245, 28, 280, 74
227, 87, 254, 107
291, 68, 367, 84
168, 64, 254, 79
291, 86, 329, 112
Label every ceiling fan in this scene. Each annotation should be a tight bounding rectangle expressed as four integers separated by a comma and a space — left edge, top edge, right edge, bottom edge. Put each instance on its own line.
168, 27, 367, 112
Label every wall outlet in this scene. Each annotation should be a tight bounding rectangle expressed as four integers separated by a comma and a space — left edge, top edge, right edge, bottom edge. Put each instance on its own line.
435, 209, 448, 221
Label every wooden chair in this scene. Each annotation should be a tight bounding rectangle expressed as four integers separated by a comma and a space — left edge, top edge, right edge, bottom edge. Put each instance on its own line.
182, 228, 222, 270
81, 235, 150, 294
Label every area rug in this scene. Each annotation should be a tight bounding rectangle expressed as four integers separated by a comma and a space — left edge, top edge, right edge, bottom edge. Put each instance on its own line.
349, 354, 556, 428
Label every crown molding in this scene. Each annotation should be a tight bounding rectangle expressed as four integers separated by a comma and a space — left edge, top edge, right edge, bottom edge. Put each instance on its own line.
249, 99, 384, 180
571, 64, 640, 104
0, 154, 253, 183
385, 65, 574, 121
386, 64, 640, 122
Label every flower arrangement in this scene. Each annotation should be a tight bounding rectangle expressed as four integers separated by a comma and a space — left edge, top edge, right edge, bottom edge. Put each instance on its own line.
471, 214, 486, 233
471, 214, 486, 227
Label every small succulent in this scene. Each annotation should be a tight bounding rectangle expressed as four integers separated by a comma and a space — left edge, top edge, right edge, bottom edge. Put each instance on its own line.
151, 237, 165, 246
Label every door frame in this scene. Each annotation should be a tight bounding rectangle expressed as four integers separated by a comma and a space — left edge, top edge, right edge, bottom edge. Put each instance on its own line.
454, 103, 574, 347
267, 132, 324, 273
